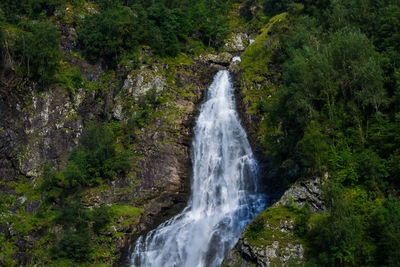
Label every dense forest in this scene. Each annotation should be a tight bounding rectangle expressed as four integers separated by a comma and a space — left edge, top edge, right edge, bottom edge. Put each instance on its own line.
242, 0, 400, 265
1, 0, 400, 266
0, 0, 231, 84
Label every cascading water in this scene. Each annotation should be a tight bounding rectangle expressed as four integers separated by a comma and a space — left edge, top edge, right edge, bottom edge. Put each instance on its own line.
130, 70, 266, 267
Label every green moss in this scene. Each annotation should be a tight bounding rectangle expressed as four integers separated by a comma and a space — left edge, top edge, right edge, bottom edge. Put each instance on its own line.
159, 52, 193, 66
241, 12, 289, 113
110, 205, 143, 218
237, 12, 290, 147
244, 204, 302, 247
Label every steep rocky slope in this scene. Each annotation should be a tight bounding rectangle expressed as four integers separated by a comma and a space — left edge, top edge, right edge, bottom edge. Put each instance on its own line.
0, 55, 218, 265
0, 13, 255, 264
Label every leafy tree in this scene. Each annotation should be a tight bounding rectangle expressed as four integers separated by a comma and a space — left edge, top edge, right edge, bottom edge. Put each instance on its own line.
52, 229, 92, 261
14, 21, 61, 84
296, 120, 329, 174
78, 7, 139, 64
372, 198, 400, 266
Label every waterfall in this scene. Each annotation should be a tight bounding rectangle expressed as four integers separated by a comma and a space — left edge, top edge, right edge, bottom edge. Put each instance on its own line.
130, 70, 266, 267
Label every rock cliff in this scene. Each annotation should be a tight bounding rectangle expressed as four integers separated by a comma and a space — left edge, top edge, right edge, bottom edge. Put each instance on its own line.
0, 20, 254, 265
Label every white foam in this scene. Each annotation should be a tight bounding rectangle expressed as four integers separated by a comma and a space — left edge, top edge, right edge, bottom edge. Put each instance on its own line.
130, 70, 266, 267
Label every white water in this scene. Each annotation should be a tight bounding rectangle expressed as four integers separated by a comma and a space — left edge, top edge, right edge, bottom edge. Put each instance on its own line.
130, 70, 266, 267
232, 56, 241, 62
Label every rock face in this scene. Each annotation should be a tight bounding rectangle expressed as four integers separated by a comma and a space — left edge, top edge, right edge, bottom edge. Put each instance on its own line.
0, 84, 88, 182
0, 43, 221, 265
121, 66, 166, 101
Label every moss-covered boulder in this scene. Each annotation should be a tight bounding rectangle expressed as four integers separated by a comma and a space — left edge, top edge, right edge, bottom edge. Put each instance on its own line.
223, 205, 305, 267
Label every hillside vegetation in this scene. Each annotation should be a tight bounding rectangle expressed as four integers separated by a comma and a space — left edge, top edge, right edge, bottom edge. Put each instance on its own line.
1, 0, 400, 266
236, 0, 400, 266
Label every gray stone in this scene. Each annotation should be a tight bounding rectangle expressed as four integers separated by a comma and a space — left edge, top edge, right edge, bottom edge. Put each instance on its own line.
223, 33, 249, 52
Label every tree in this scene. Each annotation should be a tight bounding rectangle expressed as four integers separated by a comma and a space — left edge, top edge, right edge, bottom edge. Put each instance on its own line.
296, 120, 329, 174
15, 21, 61, 84
78, 7, 139, 64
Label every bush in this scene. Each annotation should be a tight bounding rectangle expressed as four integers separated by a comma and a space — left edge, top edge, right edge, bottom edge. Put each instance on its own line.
40, 122, 131, 200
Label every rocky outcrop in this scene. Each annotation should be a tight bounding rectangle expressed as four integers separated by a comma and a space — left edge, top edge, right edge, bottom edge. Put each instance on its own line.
274, 176, 327, 213
224, 238, 304, 267
0, 84, 89, 182
223, 175, 325, 267
121, 66, 166, 101
223, 33, 249, 52
0, 43, 222, 265
198, 52, 233, 66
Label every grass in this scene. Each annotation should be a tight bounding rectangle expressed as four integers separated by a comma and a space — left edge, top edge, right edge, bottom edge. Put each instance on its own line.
110, 204, 143, 218
244, 204, 302, 247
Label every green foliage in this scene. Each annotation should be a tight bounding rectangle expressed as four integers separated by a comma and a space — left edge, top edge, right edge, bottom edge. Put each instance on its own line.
264, 23, 386, 178
92, 206, 113, 234
36, 120, 139, 263
52, 229, 92, 261
243, 1, 400, 265
78, 7, 140, 65
0, 233, 18, 266
14, 21, 61, 84
40, 163, 63, 203
296, 121, 329, 174
0, 0, 65, 21
40, 122, 131, 203
78, 0, 230, 64
294, 202, 311, 237
244, 204, 304, 249
245, 214, 265, 240
307, 184, 371, 266
372, 198, 400, 266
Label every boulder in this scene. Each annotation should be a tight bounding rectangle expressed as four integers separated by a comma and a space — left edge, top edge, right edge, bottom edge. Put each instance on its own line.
223, 33, 249, 52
